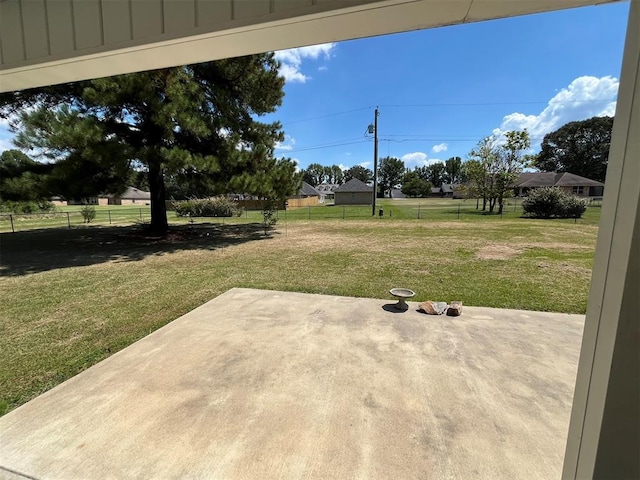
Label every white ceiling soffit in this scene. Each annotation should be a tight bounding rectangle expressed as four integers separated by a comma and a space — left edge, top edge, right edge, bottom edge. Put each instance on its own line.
0, 0, 620, 93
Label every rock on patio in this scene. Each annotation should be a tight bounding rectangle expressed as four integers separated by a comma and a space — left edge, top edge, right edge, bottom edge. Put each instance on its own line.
0, 288, 584, 479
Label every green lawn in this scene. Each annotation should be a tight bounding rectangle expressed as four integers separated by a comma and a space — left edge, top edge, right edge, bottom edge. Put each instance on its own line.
0, 203, 600, 416
0, 198, 602, 232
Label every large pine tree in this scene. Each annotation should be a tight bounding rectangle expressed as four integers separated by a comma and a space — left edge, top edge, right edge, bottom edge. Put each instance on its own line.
0, 54, 296, 232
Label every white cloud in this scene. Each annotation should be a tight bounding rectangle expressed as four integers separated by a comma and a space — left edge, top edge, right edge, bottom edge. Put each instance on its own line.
431, 143, 448, 154
401, 152, 427, 165
337, 163, 349, 171
274, 43, 336, 83
277, 64, 308, 84
318, 66, 328, 72
494, 75, 618, 147
291, 158, 300, 173
358, 161, 371, 168
275, 135, 296, 151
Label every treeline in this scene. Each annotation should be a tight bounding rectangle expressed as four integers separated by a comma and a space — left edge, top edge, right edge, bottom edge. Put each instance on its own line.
298, 115, 612, 213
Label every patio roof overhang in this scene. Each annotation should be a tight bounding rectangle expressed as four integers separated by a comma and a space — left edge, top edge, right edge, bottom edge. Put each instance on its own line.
0, 0, 623, 92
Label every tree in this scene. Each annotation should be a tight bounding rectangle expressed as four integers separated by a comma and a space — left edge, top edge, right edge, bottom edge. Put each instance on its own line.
534, 116, 613, 182
461, 159, 489, 208
378, 156, 405, 197
0, 54, 288, 233
416, 162, 446, 187
444, 156, 463, 184
0, 149, 52, 203
302, 163, 325, 186
320, 164, 344, 184
329, 165, 344, 185
401, 170, 431, 198
465, 131, 530, 213
496, 130, 530, 214
344, 165, 373, 183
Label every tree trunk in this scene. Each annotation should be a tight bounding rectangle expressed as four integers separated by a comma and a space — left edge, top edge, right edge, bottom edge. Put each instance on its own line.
482, 196, 487, 211
148, 160, 168, 233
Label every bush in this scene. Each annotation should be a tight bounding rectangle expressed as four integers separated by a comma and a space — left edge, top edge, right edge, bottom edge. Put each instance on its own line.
173, 197, 242, 218
561, 195, 588, 219
0, 200, 55, 214
522, 187, 588, 219
80, 205, 96, 223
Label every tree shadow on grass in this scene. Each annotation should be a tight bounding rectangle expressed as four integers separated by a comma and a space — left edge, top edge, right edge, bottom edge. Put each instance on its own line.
0, 222, 276, 277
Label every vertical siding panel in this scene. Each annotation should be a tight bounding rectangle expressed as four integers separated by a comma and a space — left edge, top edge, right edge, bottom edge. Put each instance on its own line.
47, 0, 74, 55
0, 0, 26, 63
233, 1, 270, 21
102, 0, 132, 44
131, 0, 163, 39
196, 0, 232, 27
72, 0, 102, 49
164, 0, 196, 34
273, 0, 314, 13
22, 0, 49, 59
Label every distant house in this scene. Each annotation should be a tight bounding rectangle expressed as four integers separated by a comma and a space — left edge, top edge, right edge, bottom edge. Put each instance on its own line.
315, 183, 340, 203
429, 184, 460, 198
59, 186, 151, 206
334, 178, 373, 205
297, 181, 321, 199
516, 172, 604, 197
287, 181, 321, 208
390, 188, 406, 199
107, 186, 151, 205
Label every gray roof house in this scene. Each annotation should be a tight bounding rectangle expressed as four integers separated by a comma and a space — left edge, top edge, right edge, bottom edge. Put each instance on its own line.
294, 181, 322, 198
315, 183, 340, 203
430, 184, 459, 198
516, 172, 604, 197
108, 186, 151, 205
334, 179, 373, 205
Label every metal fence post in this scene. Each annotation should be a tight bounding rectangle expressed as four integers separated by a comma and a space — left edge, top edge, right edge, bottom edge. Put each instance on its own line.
9, 214, 15, 233
308, 205, 311, 220
108, 210, 112, 224
343, 206, 345, 219
457, 205, 460, 220
139, 208, 143, 221
418, 204, 421, 219
67, 212, 71, 229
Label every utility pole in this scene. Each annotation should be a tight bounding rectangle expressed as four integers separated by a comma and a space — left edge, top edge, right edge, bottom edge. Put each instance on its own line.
372, 107, 379, 216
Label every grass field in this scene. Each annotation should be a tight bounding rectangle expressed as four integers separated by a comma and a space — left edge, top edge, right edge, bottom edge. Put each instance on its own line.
0, 197, 602, 232
0, 201, 600, 416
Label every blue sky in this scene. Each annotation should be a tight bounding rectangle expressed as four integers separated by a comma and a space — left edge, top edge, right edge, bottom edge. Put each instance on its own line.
0, 2, 629, 172
266, 1, 629, 172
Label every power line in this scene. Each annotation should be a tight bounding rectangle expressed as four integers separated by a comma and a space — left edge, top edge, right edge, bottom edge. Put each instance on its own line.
281, 106, 374, 126
285, 139, 370, 153
276, 99, 615, 127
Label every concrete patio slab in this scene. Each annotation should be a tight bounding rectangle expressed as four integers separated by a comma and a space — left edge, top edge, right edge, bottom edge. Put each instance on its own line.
0, 288, 584, 479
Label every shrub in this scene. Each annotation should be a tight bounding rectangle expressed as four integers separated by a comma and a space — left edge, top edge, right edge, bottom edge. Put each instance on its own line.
173, 197, 242, 218
262, 206, 277, 235
80, 205, 96, 223
522, 187, 588, 219
561, 195, 588, 219
0, 200, 55, 214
